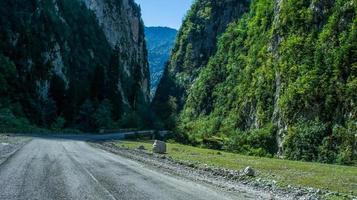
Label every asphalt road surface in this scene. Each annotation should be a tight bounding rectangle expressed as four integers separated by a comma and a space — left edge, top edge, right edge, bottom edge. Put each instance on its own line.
0, 137, 250, 200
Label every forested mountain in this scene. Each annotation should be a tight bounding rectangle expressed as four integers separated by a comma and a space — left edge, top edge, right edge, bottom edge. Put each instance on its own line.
152, 0, 250, 127
0, 0, 150, 131
144, 27, 177, 98
154, 0, 356, 164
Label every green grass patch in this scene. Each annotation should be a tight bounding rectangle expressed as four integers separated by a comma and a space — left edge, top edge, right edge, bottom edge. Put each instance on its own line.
116, 140, 357, 196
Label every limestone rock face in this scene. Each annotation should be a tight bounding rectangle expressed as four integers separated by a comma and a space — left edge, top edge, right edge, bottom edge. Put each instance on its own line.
79, 0, 150, 105
0, 0, 150, 128
152, 140, 167, 154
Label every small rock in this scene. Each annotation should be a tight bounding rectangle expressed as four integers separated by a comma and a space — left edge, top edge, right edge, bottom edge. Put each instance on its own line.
152, 140, 166, 154
243, 166, 255, 176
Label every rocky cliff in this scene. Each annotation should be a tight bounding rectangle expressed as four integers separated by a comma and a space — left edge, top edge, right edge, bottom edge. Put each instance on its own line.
152, 0, 250, 127
156, 0, 356, 164
0, 0, 150, 130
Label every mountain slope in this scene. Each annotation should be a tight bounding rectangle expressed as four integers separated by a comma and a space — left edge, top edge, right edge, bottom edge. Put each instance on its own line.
151, 0, 356, 164
178, 0, 356, 164
152, 0, 250, 127
0, 0, 150, 131
144, 27, 177, 97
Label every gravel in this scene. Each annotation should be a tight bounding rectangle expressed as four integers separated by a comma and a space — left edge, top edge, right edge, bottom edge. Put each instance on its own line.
0, 134, 31, 165
94, 141, 343, 200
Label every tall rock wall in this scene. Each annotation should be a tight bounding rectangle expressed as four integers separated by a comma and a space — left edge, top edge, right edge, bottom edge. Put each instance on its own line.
153, 0, 250, 126
155, 0, 356, 163
0, 0, 150, 130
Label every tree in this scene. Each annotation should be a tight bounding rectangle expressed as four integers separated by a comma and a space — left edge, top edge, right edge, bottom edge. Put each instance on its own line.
92, 99, 114, 130
77, 99, 95, 131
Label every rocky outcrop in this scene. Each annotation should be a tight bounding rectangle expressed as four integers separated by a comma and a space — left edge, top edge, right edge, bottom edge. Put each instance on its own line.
165, 0, 356, 163
0, 0, 149, 129
152, 0, 250, 127
80, 0, 150, 104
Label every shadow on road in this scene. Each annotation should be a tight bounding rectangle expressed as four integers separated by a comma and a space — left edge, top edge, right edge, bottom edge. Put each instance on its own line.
7, 130, 158, 142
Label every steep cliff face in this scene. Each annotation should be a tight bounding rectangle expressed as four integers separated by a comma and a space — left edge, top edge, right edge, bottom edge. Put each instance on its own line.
152, 0, 250, 127
80, 0, 150, 105
0, 0, 149, 130
178, 0, 356, 163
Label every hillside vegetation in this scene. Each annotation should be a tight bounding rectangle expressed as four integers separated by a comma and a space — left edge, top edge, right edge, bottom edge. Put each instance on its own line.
118, 140, 357, 197
154, 0, 356, 165
153, 0, 250, 128
0, 0, 150, 132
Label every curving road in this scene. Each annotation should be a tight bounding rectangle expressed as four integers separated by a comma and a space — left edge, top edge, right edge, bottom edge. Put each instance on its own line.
0, 137, 250, 200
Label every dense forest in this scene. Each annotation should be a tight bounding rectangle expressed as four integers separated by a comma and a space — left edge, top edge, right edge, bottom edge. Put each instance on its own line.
145, 27, 177, 98
0, 0, 150, 132
154, 0, 356, 164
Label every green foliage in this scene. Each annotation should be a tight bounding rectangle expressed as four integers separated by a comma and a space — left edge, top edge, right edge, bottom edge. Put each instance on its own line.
319, 122, 357, 165
92, 99, 114, 129
153, 0, 250, 125
51, 117, 66, 131
76, 99, 95, 131
119, 140, 357, 195
118, 111, 143, 129
170, 0, 356, 164
0, 0, 150, 132
0, 108, 34, 133
224, 124, 277, 157
0, 55, 16, 96
284, 120, 356, 164
284, 120, 327, 161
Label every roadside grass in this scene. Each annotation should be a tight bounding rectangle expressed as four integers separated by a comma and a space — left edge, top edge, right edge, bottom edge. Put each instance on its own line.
115, 140, 357, 196
0, 134, 31, 144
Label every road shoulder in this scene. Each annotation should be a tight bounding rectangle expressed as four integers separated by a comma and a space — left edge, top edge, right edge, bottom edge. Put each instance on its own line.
92, 141, 313, 200
0, 134, 31, 166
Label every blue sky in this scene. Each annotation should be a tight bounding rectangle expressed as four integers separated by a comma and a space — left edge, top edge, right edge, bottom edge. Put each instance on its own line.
135, 0, 194, 29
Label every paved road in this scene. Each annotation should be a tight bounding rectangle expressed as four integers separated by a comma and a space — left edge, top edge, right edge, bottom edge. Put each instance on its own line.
0, 138, 249, 200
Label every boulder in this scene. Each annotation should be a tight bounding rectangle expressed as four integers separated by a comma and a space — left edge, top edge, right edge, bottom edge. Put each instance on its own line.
152, 140, 166, 154
243, 166, 255, 176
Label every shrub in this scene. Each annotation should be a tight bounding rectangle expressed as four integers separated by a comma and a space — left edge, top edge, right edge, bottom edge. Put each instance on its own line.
319, 122, 356, 165
92, 99, 114, 130
224, 123, 278, 157
0, 108, 34, 133
202, 136, 224, 150
284, 120, 327, 162
51, 117, 66, 131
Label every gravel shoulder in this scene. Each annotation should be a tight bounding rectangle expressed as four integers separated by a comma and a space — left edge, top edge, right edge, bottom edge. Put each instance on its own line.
0, 134, 31, 165
93, 141, 326, 200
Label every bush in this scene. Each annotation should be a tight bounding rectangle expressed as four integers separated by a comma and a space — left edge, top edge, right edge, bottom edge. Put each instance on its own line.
118, 111, 143, 129
202, 136, 224, 150
318, 122, 356, 165
51, 117, 66, 131
284, 120, 327, 162
224, 123, 277, 157
0, 108, 34, 133
92, 99, 114, 130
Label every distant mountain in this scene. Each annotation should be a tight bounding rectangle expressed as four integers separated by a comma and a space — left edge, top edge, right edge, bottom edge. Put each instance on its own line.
145, 27, 177, 98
